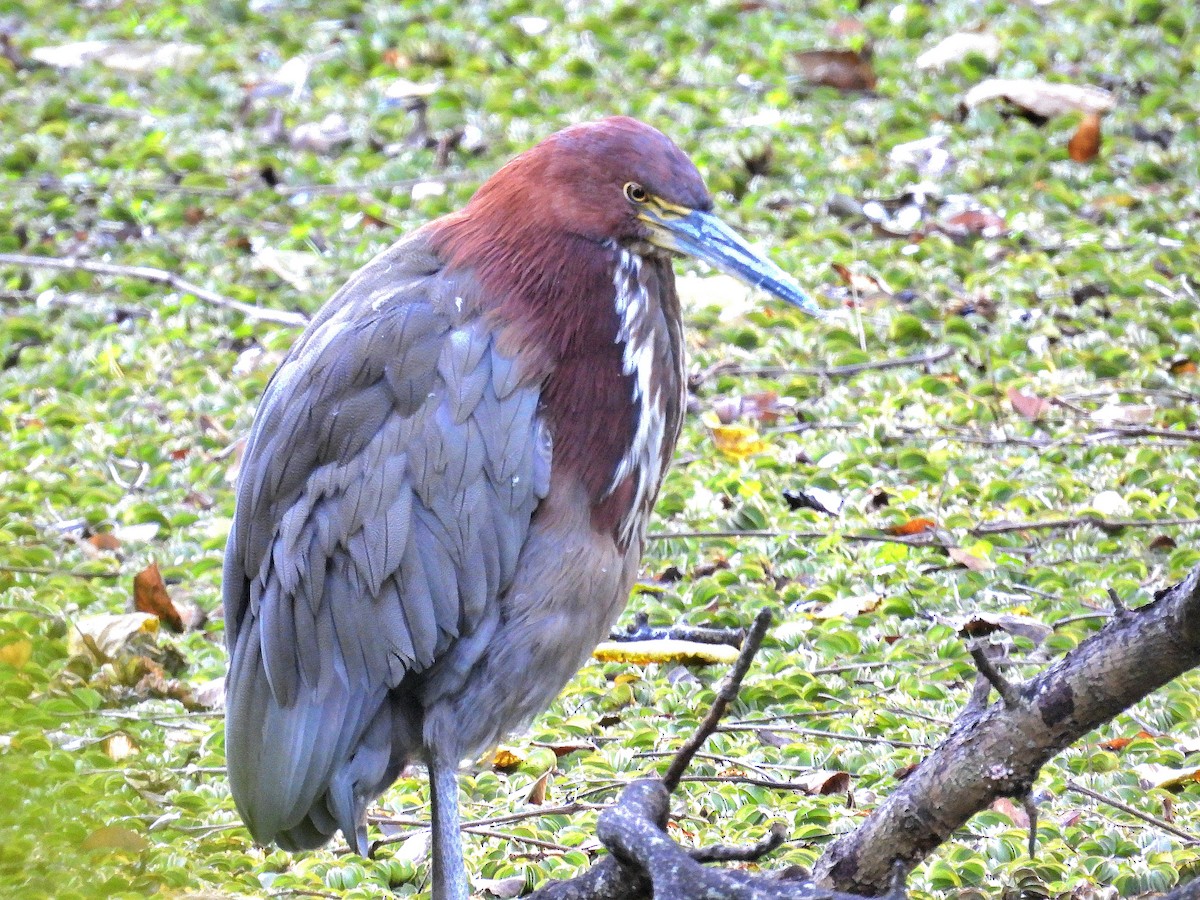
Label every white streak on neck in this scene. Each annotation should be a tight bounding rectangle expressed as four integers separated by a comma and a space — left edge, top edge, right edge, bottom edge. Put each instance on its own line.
607, 249, 666, 546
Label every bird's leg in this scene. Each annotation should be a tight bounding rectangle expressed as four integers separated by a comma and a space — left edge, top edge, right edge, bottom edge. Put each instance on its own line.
428, 755, 468, 900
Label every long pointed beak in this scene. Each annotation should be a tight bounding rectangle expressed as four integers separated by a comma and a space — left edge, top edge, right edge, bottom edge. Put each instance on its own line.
642, 208, 823, 318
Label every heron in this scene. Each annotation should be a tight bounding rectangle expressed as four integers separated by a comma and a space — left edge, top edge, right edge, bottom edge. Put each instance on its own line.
223, 116, 821, 899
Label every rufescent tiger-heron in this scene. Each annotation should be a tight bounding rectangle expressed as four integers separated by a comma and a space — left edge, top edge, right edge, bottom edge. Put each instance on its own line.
223, 116, 823, 899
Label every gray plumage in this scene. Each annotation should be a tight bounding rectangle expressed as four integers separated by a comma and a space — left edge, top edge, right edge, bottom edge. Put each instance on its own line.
223, 232, 642, 857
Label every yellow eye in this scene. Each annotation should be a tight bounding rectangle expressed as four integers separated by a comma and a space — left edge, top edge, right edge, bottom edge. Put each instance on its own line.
624, 182, 648, 203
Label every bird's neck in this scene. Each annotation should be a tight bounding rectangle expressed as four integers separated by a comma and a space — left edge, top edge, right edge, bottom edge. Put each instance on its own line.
429, 219, 684, 547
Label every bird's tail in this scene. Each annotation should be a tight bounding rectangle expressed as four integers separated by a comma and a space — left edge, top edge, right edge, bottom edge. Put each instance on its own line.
224, 609, 395, 856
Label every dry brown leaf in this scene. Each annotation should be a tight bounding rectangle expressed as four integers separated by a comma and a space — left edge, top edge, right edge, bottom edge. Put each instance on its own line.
831, 263, 894, 304
959, 612, 1050, 644
948, 547, 995, 572
793, 49, 876, 91
893, 762, 919, 781
886, 517, 937, 536
1007, 386, 1050, 420
133, 562, 185, 633
539, 739, 597, 758
800, 770, 852, 795
1068, 113, 1103, 162
192, 677, 226, 711
1059, 808, 1085, 828
939, 208, 1007, 239
712, 391, 792, 425
526, 770, 550, 805
963, 78, 1116, 120
1149, 534, 1178, 552
87, 532, 122, 552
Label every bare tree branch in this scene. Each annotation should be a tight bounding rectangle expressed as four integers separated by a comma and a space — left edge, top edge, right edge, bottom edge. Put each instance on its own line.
662, 608, 771, 791
0, 251, 308, 327
813, 565, 1200, 894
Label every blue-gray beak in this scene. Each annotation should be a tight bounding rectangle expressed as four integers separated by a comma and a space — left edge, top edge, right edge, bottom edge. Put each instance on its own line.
642, 208, 823, 318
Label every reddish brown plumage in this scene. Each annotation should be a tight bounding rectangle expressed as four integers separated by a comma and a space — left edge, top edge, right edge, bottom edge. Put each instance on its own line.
427, 116, 704, 535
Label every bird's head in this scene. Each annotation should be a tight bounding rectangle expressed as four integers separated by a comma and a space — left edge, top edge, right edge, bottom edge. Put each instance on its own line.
445, 116, 822, 318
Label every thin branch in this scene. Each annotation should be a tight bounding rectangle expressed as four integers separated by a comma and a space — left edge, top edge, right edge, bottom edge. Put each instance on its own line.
0, 563, 122, 579
720, 724, 926, 750
688, 822, 788, 863
0, 252, 308, 327
609, 613, 744, 646
967, 644, 1021, 707
971, 515, 1200, 536
462, 825, 576, 853
648, 529, 947, 547
662, 608, 772, 792
1065, 779, 1199, 844
697, 347, 955, 382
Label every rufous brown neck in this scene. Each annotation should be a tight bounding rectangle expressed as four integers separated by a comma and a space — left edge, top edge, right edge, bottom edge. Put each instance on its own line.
427, 210, 642, 540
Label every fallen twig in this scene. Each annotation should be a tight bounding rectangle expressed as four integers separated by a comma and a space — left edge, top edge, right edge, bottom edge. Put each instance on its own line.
0, 252, 308, 327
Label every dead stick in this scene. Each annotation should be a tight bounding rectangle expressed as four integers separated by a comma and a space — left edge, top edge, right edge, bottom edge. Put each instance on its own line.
0, 252, 308, 327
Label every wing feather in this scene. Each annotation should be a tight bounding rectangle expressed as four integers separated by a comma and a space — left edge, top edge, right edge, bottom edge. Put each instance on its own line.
223, 234, 550, 851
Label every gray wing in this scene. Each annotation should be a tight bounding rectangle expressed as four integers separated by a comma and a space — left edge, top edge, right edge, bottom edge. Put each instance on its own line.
222, 235, 551, 852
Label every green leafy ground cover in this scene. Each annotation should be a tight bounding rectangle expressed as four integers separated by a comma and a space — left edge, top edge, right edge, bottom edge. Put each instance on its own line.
1, 0, 1199, 897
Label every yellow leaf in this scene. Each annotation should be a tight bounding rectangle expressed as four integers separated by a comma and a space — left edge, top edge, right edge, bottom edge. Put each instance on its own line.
0, 639, 32, 668
490, 746, 525, 770
705, 414, 769, 459
592, 639, 740, 666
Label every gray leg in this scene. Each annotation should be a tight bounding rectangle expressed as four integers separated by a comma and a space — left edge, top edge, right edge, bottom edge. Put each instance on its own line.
428, 756, 468, 900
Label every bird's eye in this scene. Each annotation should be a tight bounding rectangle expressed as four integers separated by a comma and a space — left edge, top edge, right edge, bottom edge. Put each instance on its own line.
624, 182, 648, 203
